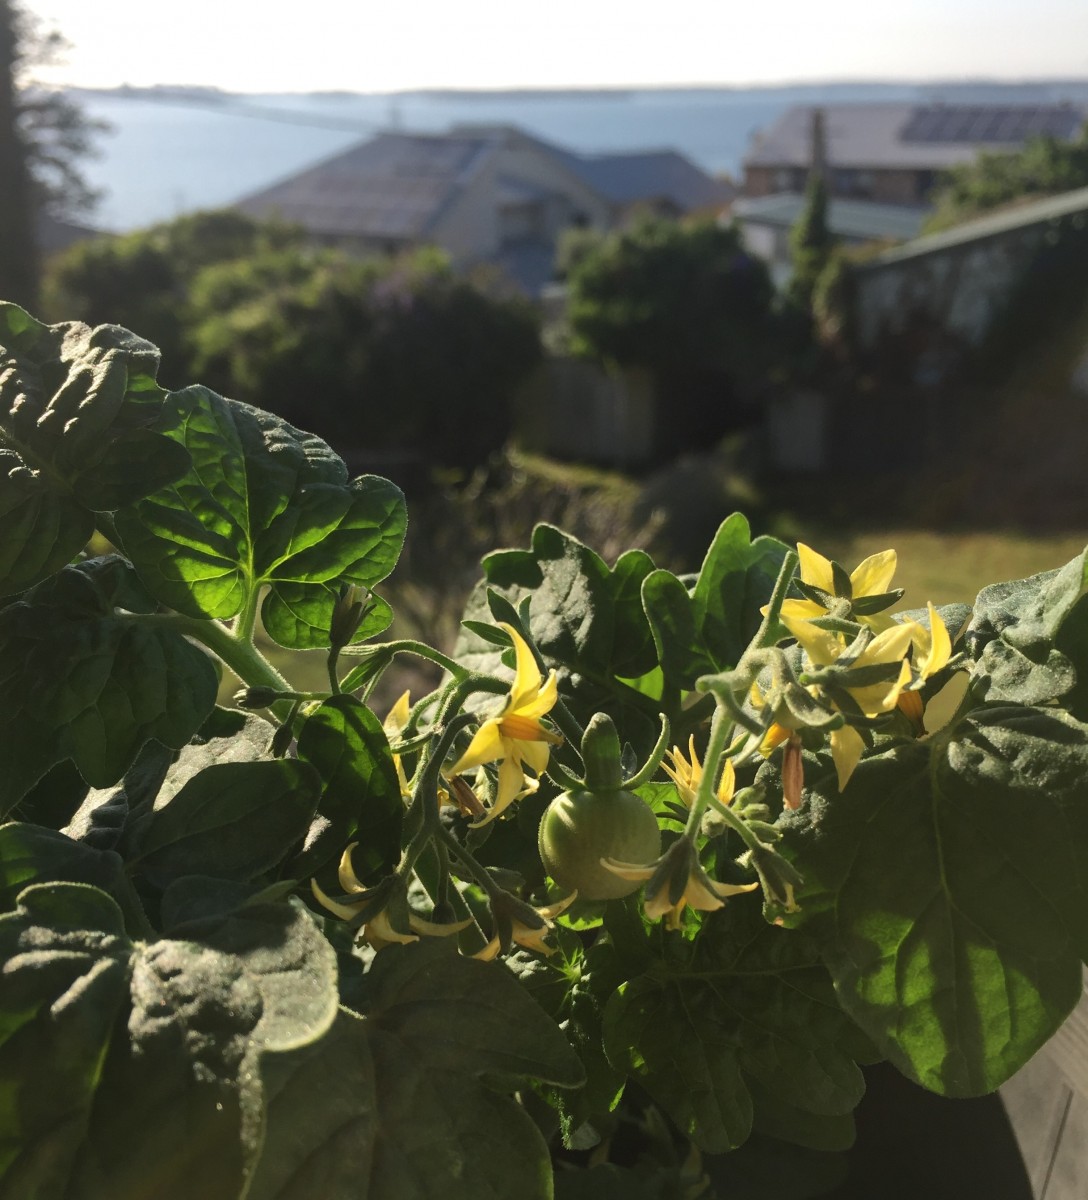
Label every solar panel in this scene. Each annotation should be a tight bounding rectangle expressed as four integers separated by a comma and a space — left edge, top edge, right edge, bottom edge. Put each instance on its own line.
901, 105, 1085, 144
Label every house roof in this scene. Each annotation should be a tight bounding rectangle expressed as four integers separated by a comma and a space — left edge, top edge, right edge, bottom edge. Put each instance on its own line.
745, 103, 1087, 172
858, 182, 1088, 269
235, 131, 500, 241
563, 150, 733, 211
732, 193, 927, 243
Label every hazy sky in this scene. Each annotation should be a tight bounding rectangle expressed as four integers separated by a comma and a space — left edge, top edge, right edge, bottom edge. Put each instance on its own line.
19, 0, 1088, 92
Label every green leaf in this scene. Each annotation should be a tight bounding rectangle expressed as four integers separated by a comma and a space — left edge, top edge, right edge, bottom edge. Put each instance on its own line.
0, 883, 133, 1198
779, 705, 1088, 1096
127, 759, 321, 886
642, 514, 790, 691
0, 304, 190, 597
966, 551, 1088, 703
691, 513, 790, 672
114, 386, 407, 647
295, 696, 403, 881
602, 903, 864, 1153
0, 560, 218, 816
250, 942, 584, 1200
0, 822, 148, 933
456, 524, 664, 749
75, 899, 338, 1200
641, 568, 709, 689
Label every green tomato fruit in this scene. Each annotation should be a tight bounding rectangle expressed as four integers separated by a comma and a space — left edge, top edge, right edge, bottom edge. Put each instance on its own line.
539, 787, 661, 901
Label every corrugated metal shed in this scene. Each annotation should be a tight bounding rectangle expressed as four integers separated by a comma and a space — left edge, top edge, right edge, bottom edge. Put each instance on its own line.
745, 103, 1087, 172
236, 131, 499, 241
733, 193, 927, 242
860, 182, 1088, 268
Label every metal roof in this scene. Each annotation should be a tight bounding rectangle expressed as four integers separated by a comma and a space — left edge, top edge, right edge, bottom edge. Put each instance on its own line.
859, 183, 1088, 269
235, 131, 499, 240
732, 193, 927, 242
744, 103, 1087, 172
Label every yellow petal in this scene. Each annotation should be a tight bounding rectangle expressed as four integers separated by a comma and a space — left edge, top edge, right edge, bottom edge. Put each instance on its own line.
857, 622, 914, 667
680, 873, 729, 913
473, 936, 503, 961
781, 614, 843, 666
311, 878, 365, 921
779, 597, 829, 622
502, 623, 544, 713
644, 887, 686, 923
537, 891, 578, 919
797, 543, 835, 593
338, 843, 367, 893
849, 549, 897, 598
920, 603, 952, 677
601, 857, 658, 881
448, 718, 506, 776
468, 757, 530, 827
716, 757, 736, 805
383, 690, 411, 737
829, 725, 865, 790
515, 736, 552, 777
515, 670, 559, 720
408, 914, 474, 937
847, 658, 912, 716
366, 909, 418, 947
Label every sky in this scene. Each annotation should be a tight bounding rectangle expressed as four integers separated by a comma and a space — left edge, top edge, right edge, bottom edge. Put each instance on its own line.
18, 0, 1088, 93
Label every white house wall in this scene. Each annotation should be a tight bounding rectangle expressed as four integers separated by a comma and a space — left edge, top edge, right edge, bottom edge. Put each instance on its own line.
429, 153, 503, 264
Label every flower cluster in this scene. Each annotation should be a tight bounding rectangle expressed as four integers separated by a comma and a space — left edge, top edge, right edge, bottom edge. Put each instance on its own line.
759, 545, 956, 791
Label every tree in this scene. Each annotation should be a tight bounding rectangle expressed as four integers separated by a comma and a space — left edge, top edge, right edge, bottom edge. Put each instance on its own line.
186, 244, 542, 472
43, 210, 304, 383
0, 0, 105, 306
926, 128, 1088, 231
787, 170, 836, 309
565, 217, 777, 456
0, 0, 37, 306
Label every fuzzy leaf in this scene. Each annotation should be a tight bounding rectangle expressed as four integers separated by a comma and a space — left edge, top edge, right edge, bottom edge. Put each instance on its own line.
0, 560, 218, 815
0, 305, 190, 597
602, 903, 864, 1153
127, 759, 321, 886
778, 704, 1088, 1096
114, 386, 406, 648
250, 942, 583, 1200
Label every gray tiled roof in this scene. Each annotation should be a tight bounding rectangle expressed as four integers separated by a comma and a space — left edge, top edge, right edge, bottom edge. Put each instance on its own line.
565, 150, 733, 211
732, 193, 927, 242
745, 103, 1088, 172
236, 131, 499, 240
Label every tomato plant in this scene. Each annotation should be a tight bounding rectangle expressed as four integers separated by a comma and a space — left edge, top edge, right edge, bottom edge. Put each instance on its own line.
3, 300, 1088, 1199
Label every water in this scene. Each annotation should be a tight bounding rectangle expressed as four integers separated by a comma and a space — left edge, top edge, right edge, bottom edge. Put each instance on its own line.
71, 80, 1088, 231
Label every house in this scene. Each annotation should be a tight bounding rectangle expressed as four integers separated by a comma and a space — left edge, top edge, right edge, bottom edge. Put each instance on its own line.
234, 125, 732, 293
731, 193, 928, 286
743, 103, 1087, 207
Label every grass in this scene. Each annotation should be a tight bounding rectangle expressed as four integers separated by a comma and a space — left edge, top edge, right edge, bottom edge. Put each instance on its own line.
812, 528, 1088, 607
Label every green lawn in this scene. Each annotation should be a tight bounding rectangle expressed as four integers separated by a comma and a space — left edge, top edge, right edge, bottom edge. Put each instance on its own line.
813, 529, 1088, 607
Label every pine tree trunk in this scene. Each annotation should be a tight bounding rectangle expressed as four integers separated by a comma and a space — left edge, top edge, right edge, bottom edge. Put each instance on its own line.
0, 0, 39, 310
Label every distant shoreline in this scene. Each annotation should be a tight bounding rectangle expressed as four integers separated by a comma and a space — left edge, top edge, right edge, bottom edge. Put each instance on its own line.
67, 79, 1088, 104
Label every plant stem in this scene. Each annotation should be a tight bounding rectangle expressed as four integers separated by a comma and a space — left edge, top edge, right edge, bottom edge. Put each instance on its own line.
126, 611, 290, 694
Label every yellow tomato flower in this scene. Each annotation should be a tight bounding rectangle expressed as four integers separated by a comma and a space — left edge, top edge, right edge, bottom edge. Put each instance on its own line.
448, 623, 563, 826
661, 736, 735, 809
383, 690, 413, 799
778, 543, 898, 626
898, 604, 953, 732
604, 839, 757, 931
474, 892, 577, 959
782, 614, 913, 789
310, 843, 472, 949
